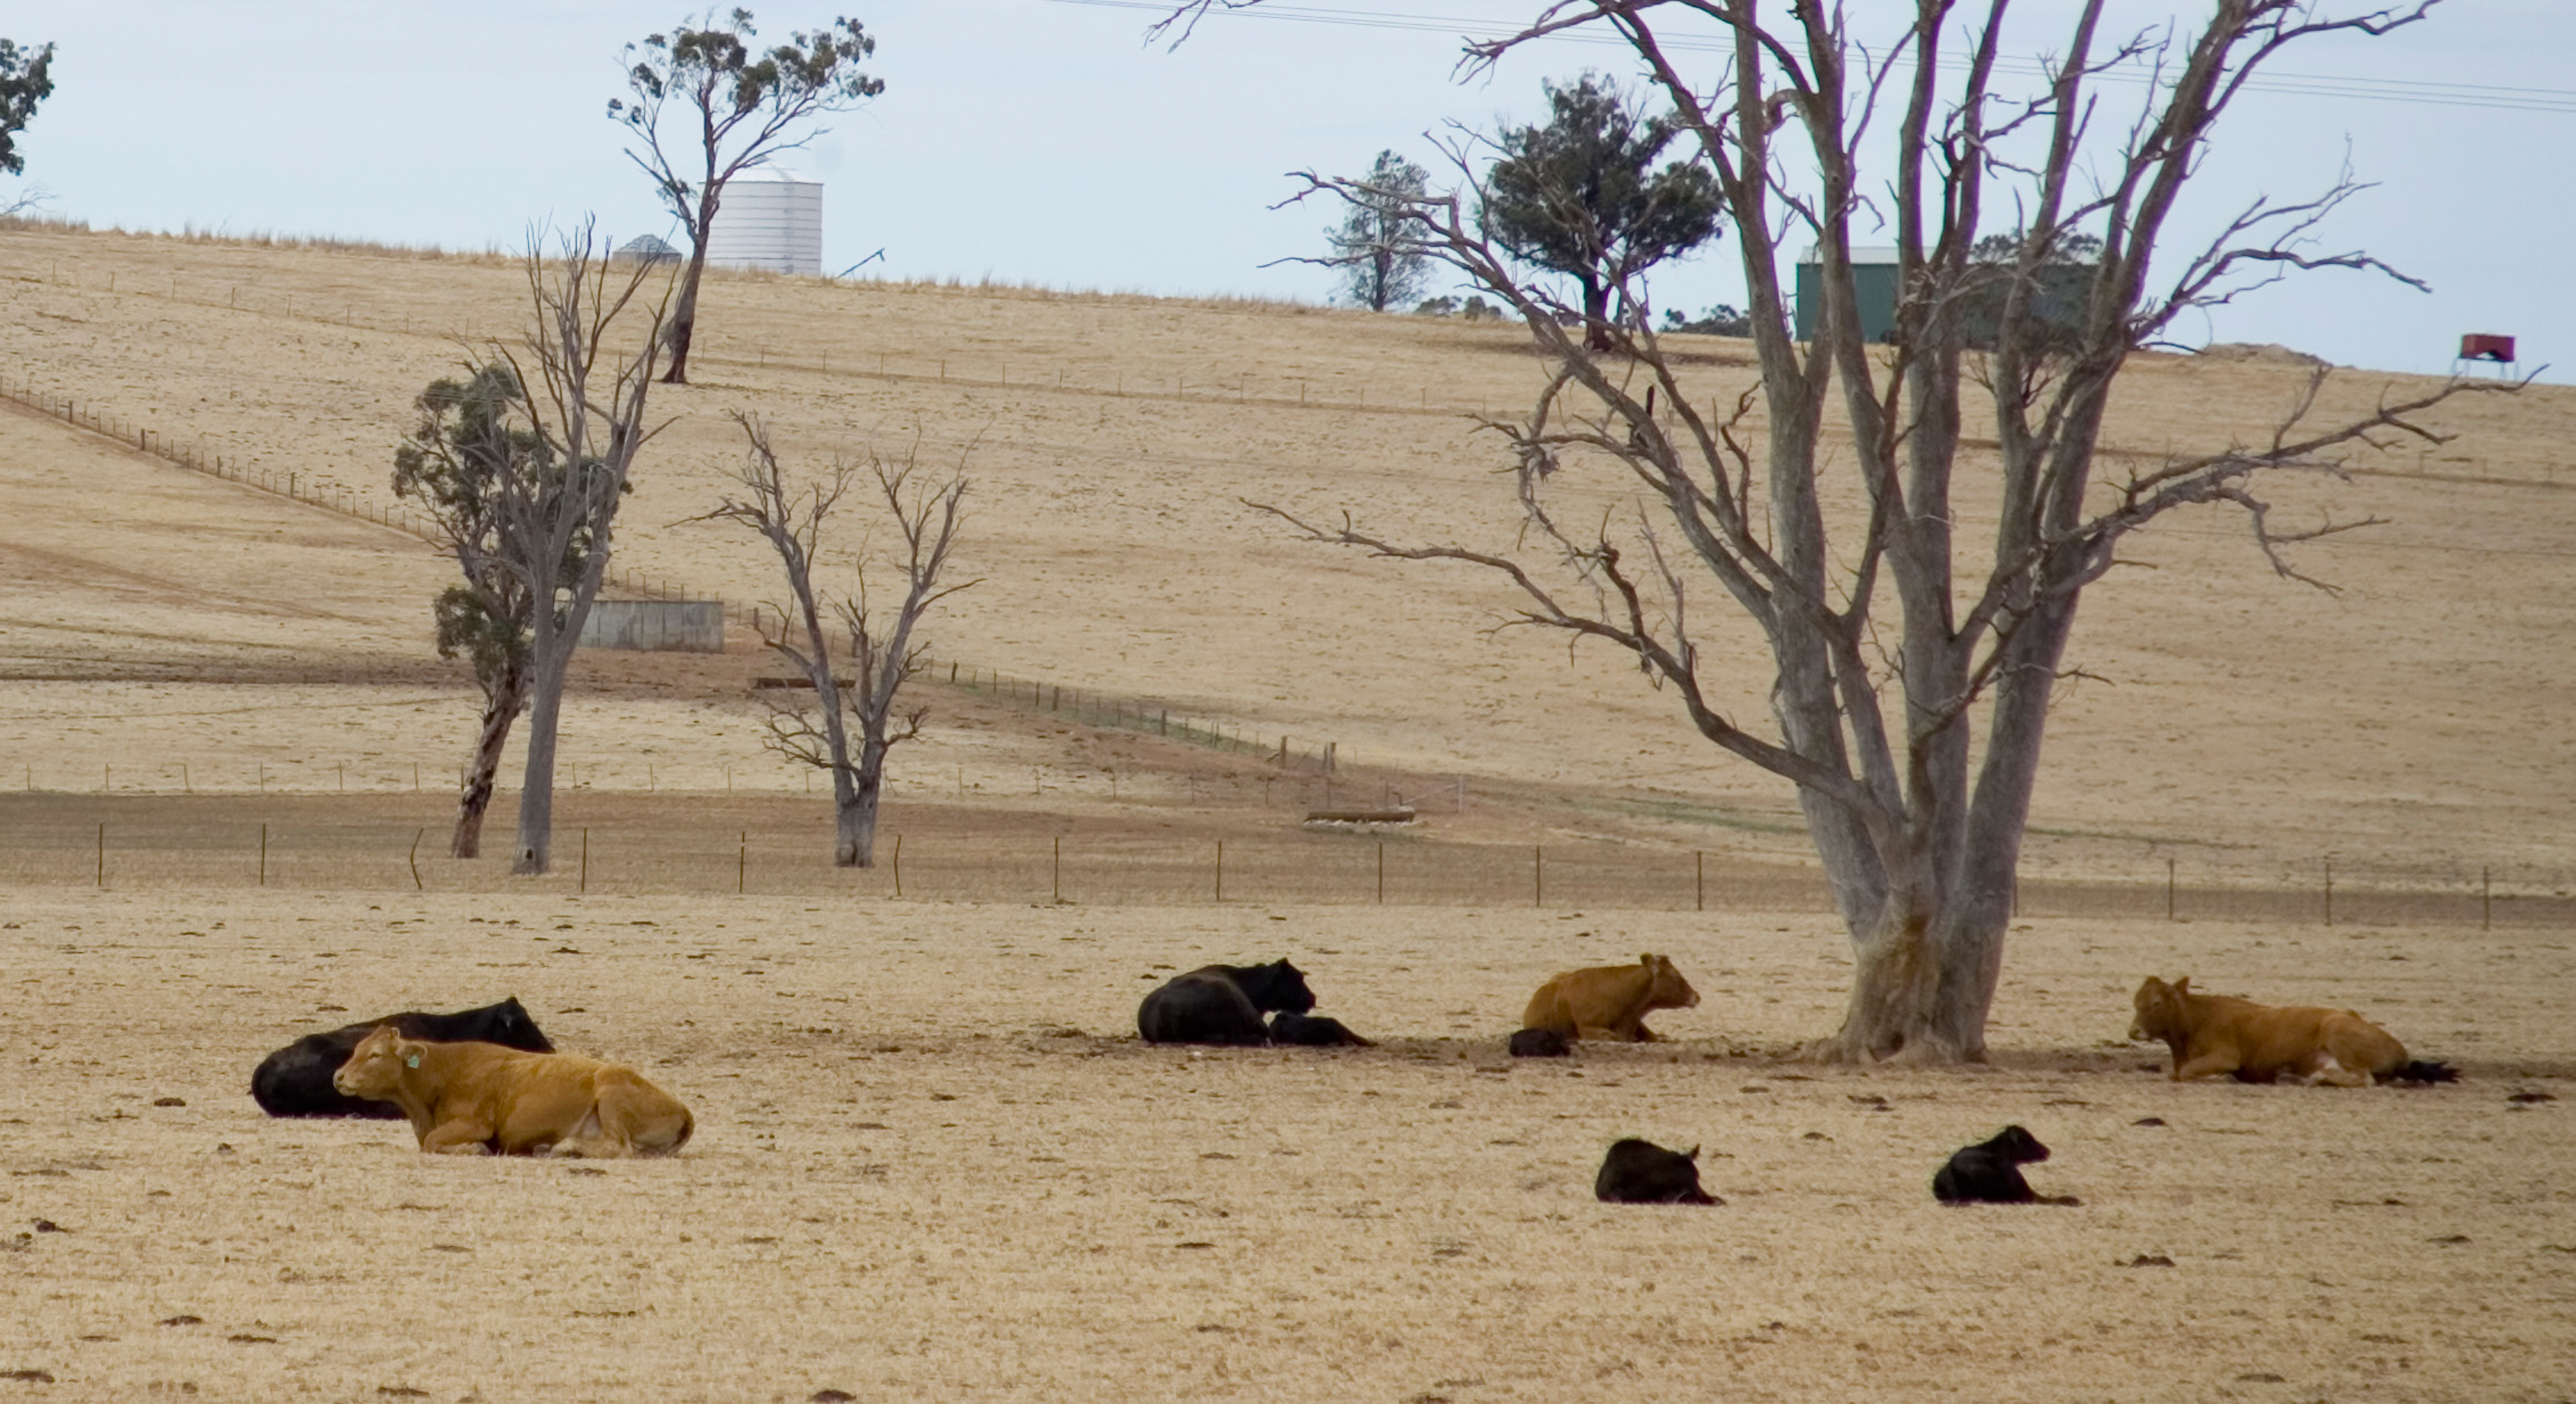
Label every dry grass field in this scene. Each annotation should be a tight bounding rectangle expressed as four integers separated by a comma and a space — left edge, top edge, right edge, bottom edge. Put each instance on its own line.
4, 890, 2571, 1402
2, 224, 2574, 1399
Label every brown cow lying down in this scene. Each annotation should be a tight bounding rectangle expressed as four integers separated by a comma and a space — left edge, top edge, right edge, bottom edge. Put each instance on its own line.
1521, 954, 1699, 1042
2130, 976, 2455, 1086
332, 1025, 695, 1156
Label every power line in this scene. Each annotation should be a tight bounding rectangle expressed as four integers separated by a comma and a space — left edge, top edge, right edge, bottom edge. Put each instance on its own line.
1044, 0, 2576, 115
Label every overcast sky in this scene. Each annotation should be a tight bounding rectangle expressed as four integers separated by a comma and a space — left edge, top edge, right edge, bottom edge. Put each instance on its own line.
3, 0, 2569, 381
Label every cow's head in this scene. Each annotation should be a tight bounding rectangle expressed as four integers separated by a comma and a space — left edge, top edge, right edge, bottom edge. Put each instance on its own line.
332, 1024, 421, 1099
1640, 954, 1700, 1011
2130, 975, 2190, 1042
487, 997, 555, 1054
1988, 1124, 2050, 1164
1240, 960, 1317, 1015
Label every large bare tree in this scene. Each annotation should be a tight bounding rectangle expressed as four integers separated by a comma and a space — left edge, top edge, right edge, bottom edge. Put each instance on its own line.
610, 8, 883, 384
697, 414, 969, 867
482, 226, 675, 876
1165, 0, 2509, 1062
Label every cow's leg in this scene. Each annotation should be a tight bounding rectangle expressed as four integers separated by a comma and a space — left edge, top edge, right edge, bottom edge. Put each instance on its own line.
1629, 1023, 1661, 1042
2301, 1055, 2370, 1089
420, 1120, 496, 1155
2170, 1049, 2240, 1081
546, 1106, 631, 1160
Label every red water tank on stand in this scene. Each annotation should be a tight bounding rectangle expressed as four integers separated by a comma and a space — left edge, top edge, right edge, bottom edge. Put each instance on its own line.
2459, 333, 2516, 362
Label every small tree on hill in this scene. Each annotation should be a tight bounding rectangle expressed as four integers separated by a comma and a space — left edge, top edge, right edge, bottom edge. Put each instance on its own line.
1310, 149, 1435, 312
609, 8, 883, 385
393, 365, 609, 860
696, 414, 970, 867
1483, 73, 1723, 351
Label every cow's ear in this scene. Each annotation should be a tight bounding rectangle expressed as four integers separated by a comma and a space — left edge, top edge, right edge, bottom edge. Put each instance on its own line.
1640, 953, 1657, 967
2173, 976, 2191, 995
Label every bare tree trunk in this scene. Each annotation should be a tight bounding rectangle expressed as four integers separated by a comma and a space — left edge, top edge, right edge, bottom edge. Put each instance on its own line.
663, 246, 708, 385
836, 743, 886, 867
511, 652, 566, 876
450, 678, 522, 860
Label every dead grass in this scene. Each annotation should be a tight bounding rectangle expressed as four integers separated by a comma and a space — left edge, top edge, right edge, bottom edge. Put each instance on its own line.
2, 888, 2568, 1402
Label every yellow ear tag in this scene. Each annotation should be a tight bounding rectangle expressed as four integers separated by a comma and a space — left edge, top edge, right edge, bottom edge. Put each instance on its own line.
404, 1055, 421, 1069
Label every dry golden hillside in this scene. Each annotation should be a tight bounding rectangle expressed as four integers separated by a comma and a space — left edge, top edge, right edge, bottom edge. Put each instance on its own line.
2, 223, 2572, 890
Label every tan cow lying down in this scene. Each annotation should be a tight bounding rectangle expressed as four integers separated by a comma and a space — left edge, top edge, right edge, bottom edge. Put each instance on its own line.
1521, 954, 1699, 1042
332, 1025, 695, 1156
2130, 975, 2454, 1086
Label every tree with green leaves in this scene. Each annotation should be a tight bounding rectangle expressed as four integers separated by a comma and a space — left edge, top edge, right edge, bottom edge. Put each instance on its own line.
609, 8, 883, 384
393, 366, 613, 859
2, 36, 55, 211
1483, 74, 1723, 352
1313, 149, 1435, 312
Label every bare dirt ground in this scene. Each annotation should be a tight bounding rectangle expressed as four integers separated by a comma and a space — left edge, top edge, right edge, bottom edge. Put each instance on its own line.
3, 889, 2571, 1403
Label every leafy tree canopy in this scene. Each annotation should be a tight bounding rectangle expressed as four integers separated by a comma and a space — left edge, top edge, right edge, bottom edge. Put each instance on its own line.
1483, 73, 1723, 344
0, 38, 55, 177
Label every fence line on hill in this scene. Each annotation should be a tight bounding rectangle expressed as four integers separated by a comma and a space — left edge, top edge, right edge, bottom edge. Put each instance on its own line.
0, 370, 1351, 772
12, 252, 2571, 490
0, 370, 709, 610
0, 808, 2568, 929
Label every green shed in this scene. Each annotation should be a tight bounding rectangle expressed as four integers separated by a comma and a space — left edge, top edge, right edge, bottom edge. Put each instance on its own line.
1793, 246, 1902, 343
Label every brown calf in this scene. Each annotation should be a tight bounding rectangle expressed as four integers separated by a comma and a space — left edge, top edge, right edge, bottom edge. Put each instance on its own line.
2129, 975, 2443, 1087
332, 1025, 694, 1156
1520, 954, 1699, 1042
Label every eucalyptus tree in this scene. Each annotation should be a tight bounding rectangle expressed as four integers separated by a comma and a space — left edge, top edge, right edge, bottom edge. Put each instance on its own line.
610, 8, 883, 384
1161, 0, 2502, 1063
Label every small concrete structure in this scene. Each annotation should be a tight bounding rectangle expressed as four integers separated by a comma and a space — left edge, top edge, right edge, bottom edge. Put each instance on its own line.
579, 600, 725, 653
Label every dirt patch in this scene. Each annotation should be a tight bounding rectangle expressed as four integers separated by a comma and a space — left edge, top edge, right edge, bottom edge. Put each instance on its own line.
0, 889, 2568, 1399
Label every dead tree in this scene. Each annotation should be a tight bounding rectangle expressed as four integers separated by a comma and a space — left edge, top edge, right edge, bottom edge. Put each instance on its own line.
1166, 0, 2515, 1062
486, 224, 674, 876
697, 413, 969, 867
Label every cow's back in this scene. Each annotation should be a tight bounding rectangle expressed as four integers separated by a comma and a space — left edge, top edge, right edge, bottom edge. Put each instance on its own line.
1521, 965, 1649, 1036
1138, 968, 1267, 1045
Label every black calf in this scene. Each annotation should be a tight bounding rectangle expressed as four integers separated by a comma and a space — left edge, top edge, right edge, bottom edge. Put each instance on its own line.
1594, 1138, 1721, 1205
1508, 1028, 1570, 1058
249, 998, 554, 1118
1269, 1011, 1373, 1047
1932, 1125, 2079, 1205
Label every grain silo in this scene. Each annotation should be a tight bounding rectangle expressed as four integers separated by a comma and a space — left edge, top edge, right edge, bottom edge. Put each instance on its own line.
704, 166, 822, 276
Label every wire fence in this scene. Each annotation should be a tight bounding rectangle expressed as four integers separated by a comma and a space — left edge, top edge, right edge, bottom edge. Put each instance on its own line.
0, 370, 706, 610
2, 805, 2568, 929
2, 369, 1354, 772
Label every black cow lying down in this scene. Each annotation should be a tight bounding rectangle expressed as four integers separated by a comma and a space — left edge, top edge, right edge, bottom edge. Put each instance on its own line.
1137, 961, 1316, 1046
250, 998, 556, 1118
1932, 1125, 2080, 1205
1268, 1011, 1373, 1047
1595, 1138, 1722, 1205
1508, 1028, 1571, 1058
